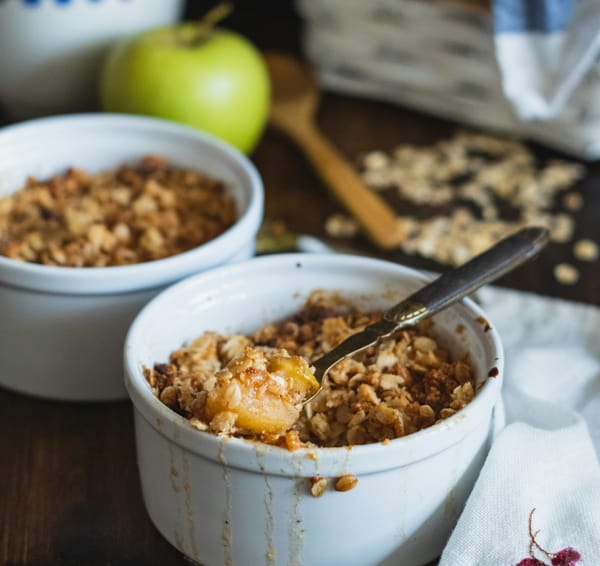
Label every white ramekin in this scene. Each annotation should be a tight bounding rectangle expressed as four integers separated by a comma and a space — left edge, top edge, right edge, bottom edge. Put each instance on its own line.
125, 254, 504, 566
0, 114, 263, 401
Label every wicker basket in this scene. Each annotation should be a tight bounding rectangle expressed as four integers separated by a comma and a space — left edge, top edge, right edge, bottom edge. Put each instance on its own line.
297, 0, 600, 160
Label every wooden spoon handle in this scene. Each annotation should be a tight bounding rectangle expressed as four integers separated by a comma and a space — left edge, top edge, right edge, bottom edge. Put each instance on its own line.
289, 123, 406, 249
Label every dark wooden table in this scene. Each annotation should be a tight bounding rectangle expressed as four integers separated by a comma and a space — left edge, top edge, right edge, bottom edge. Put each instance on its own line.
1, 3, 599, 566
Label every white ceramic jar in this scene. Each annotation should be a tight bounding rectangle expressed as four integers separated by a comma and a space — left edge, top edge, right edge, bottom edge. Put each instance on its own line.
0, 0, 184, 118
0, 114, 263, 401
125, 254, 504, 566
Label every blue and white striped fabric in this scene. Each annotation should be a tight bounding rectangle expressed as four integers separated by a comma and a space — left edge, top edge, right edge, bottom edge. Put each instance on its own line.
492, 0, 600, 120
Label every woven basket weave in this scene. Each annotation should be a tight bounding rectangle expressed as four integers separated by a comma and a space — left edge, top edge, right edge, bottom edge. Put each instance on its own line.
298, 0, 600, 159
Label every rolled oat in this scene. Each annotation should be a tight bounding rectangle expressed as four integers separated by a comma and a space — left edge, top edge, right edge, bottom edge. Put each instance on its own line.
553, 263, 580, 285
325, 213, 360, 239
573, 239, 599, 262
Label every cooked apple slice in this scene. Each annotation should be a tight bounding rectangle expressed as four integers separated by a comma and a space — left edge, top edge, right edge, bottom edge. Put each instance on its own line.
205, 347, 319, 435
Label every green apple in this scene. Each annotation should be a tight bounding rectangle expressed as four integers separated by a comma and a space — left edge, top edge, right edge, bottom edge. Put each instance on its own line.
100, 21, 270, 154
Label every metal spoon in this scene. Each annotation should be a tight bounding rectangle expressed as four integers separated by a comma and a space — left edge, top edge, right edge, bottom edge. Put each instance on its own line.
304, 226, 549, 403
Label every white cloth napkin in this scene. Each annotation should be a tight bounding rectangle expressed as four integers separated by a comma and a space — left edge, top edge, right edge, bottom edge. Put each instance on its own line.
440, 287, 600, 565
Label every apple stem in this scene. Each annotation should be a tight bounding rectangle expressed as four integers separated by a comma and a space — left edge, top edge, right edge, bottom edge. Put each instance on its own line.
190, 2, 233, 45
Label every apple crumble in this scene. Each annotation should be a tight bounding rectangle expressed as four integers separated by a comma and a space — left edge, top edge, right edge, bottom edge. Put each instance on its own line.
0, 155, 236, 267
145, 292, 476, 449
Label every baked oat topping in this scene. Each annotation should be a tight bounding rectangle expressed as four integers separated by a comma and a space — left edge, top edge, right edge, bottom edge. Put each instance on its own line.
145, 292, 476, 449
0, 155, 236, 267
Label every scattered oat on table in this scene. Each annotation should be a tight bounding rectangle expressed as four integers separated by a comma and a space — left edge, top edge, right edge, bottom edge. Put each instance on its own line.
553, 263, 580, 285
325, 212, 359, 239
327, 131, 587, 266
573, 239, 599, 262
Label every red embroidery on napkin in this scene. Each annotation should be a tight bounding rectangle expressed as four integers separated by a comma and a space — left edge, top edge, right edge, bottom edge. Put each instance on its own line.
514, 509, 582, 566
551, 548, 583, 566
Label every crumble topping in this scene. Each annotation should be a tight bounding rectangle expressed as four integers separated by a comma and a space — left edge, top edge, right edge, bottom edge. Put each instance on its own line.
0, 155, 236, 267
145, 292, 476, 449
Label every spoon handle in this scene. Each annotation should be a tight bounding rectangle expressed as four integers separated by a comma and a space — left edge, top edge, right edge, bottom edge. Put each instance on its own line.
384, 226, 549, 326
291, 123, 407, 249
311, 227, 548, 383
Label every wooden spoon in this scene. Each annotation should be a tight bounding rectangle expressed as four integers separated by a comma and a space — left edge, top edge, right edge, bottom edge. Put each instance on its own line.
264, 52, 407, 250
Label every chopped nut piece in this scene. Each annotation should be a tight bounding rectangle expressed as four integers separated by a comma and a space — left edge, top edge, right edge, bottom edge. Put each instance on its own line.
335, 474, 359, 492
452, 382, 474, 407
573, 239, 599, 262
310, 476, 328, 497
554, 263, 580, 285
375, 404, 401, 428
419, 404, 435, 425
440, 408, 456, 419
159, 386, 178, 409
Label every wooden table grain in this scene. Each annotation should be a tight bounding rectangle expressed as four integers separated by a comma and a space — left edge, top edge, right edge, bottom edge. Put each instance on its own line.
1, 3, 599, 565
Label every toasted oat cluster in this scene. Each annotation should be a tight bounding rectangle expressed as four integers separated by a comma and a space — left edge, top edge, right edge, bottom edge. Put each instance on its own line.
145, 292, 475, 449
0, 155, 236, 267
